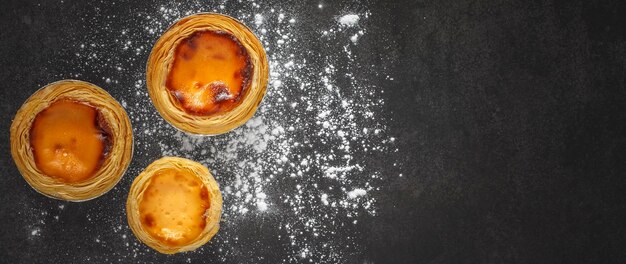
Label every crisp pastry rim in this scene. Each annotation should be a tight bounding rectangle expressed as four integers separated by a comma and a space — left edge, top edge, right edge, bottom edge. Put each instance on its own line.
126, 156, 223, 254
9, 79, 134, 202
146, 12, 269, 135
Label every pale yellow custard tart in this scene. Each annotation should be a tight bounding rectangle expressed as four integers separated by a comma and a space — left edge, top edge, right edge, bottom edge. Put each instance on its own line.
126, 157, 222, 254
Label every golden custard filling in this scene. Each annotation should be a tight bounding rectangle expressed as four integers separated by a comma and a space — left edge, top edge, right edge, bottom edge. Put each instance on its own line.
166, 30, 252, 116
138, 168, 211, 246
29, 100, 111, 183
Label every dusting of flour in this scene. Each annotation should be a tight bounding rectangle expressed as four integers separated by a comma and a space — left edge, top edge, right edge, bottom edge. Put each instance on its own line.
30, 1, 395, 263
338, 14, 360, 27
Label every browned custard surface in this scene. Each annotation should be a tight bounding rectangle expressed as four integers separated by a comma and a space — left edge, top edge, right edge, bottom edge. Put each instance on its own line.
138, 168, 211, 246
29, 100, 111, 183
166, 30, 252, 116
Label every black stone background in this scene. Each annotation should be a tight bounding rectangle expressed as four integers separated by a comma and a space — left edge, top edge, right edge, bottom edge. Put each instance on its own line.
1, 0, 625, 263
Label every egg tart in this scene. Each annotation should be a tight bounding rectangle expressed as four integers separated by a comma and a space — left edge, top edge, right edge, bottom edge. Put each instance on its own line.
146, 13, 269, 135
10, 80, 133, 201
126, 157, 222, 254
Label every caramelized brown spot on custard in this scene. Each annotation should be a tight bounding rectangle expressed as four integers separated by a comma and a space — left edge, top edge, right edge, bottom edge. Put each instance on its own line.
29, 100, 111, 183
166, 30, 252, 116
143, 214, 155, 228
138, 168, 211, 246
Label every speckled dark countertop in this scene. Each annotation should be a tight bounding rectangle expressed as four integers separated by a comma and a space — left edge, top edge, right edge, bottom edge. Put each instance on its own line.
1, 0, 625, 263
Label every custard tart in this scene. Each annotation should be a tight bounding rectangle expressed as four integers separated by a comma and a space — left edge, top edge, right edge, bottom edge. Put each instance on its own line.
126, 157, 222, 254
146, 13, 269, 135
10, 80, 133, 201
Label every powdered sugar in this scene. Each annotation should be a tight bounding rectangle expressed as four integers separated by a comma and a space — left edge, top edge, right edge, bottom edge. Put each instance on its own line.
338, 14, 360, 27
347, 189, 367, 199
38, 1, 396, 263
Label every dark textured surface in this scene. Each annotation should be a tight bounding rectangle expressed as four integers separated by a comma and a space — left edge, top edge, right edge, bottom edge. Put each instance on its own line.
1, 0, 625, 263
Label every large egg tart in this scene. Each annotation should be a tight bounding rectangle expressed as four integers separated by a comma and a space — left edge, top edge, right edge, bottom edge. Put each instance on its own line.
10, 80, 133, 201
146, 13, 269, 135
126, 157, 222, 254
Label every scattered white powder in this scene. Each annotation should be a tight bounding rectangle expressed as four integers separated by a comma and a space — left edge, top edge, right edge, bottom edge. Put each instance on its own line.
338, 14, 360, 27
350, 34, 359, 43
321, 193, 329, 205
256, 200, 268, 211
254, 14, 263, 25
38, 1, 397, 263
347, 189, 367, 199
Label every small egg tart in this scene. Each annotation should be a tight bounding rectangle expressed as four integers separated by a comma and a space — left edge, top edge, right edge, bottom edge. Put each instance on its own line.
10, 80, 133, 201
126, 157, 222, 254
146, 13, 268, 135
